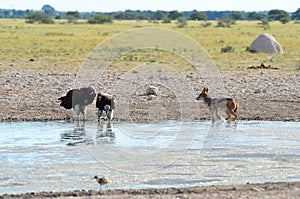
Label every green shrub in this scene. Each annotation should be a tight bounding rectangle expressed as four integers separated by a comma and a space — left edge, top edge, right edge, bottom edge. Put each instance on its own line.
216, 18, 236, 28
25, 12, 54, 24
201, 22, 212, 28
258, 19, 270, 30
177, 17, 187, 28
279, 17, 291, 24
162, 17, 171, 23
88, 14, 113, 24
221, 45, 234, 53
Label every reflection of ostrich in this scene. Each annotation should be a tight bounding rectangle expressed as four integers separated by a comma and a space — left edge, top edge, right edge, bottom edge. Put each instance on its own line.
96, 122, 115, 144
74, 120, 86, 132
61, 121, 93, 146
58, 85, 96, 121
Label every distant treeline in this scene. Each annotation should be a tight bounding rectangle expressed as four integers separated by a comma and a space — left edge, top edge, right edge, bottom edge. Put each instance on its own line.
0, 5, 299, 22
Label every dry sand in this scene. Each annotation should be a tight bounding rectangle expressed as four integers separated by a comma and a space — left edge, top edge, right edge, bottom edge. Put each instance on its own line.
0, 67, 299, 198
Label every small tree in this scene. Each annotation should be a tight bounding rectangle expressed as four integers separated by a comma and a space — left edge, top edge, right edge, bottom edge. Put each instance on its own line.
88, 14, 113, 24
66, 11, 80, 23
168, 10, 183, 20
177, 17, 187, 28
152, 10, 165, 20
258, 19, 270, 30
216, 18, 236, 28
25, 12, 54, 24
189, 11, 207, 21
162, 17, 171, 23
279, 16, 291, 24
230, 12, 245, 20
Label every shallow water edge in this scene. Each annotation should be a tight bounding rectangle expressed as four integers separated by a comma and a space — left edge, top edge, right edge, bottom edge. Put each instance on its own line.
0, 120, 299, 194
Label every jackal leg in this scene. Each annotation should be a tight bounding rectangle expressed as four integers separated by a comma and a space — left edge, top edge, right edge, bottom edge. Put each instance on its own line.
225, 109, 232, 121
209, 107, 217, 122
215, 107, 225, 121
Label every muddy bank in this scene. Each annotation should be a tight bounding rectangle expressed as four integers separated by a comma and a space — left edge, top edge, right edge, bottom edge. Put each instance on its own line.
1, 181, 300, 199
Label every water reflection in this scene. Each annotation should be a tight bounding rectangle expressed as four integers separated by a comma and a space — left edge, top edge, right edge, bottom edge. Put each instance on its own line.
61, 121, 91, 146
210, 120, 238, 128
96, 121, 116, 144
60, 121, 115, 146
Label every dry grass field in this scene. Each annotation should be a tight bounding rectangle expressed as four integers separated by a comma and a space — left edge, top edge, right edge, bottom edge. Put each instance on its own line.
0, 19, 299, 73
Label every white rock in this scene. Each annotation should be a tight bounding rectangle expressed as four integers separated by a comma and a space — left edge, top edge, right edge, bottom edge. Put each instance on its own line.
147, 95, 156, 100
160, 75, 169, 80
249, 33, 283, 54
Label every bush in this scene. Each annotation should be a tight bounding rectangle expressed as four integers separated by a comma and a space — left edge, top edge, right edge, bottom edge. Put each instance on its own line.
25, 12, 55, 24
88, 14, 113, 24
201, 22, 212, 28
162, 17, 171, 23
279, 17, 291, 24
221, 45, 234, 53
177, 17, 187, 28
40, 17, 55, 24
216, 18, 236, 28
66, 11, 80, 23
258, 19, 270, 30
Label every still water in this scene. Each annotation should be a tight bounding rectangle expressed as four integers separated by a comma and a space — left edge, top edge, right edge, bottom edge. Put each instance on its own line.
0, 120, 299, 194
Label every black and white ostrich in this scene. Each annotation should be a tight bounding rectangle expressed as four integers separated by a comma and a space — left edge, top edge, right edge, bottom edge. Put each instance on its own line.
58, 85, 96, 121
96, 93, 116, 122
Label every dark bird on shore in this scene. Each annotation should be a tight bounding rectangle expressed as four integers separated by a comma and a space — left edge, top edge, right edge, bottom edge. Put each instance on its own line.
93, 176, 111, 190
58, 85, 96, 121
96, 93, 116, 122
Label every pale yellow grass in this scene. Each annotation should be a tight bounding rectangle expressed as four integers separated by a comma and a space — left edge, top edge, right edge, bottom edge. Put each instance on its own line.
0, 19, 299, 73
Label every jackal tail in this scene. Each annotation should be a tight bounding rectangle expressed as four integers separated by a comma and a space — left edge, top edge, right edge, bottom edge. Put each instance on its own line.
226, 99, 239, 120
233, 101, 238, 113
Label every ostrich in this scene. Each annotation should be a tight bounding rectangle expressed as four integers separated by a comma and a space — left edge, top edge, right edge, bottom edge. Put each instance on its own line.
58, 85, 96, 121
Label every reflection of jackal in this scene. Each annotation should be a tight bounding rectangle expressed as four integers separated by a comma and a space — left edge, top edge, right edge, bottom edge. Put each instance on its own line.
196, 88, 238, 122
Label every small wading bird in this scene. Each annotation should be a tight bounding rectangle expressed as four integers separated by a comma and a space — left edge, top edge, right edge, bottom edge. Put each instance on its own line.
93, 176, 111, 190
196, 87, 238, 122
58, 85, 96, 121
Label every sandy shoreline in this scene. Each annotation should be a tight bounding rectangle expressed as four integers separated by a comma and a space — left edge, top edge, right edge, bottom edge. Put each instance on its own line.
1, 181, 300, 198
